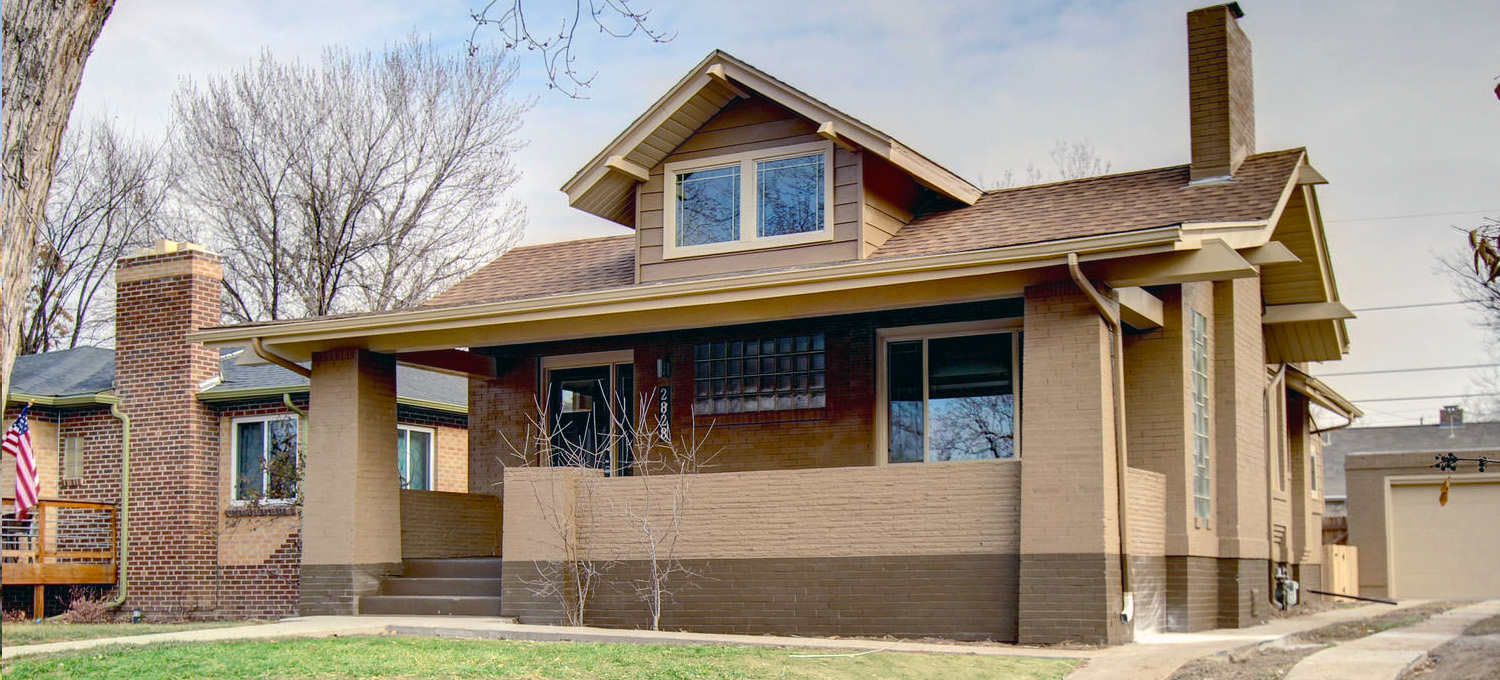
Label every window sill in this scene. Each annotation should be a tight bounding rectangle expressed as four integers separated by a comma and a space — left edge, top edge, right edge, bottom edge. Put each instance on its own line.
692, 407, 825, 427
225, 503, 298, 518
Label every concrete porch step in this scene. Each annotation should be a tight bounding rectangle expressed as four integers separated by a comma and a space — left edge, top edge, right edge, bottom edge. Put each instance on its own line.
358, 595, 505, 617
401, 557, 503, 579
381, 577, 504, 597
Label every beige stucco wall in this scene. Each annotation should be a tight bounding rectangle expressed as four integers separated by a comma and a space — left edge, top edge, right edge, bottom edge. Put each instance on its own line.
503, 460, 1020, 563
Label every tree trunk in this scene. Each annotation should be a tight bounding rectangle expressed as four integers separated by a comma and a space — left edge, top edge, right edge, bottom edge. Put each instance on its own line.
1, 0, 114, 405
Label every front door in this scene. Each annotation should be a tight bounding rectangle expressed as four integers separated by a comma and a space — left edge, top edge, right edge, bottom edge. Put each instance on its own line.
545, 362, 635, 475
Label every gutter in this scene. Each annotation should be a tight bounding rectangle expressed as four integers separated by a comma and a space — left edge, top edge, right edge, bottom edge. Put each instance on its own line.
104, 401, 131, 609
1067, 253, 1135, 625
252, 338, 310, 378
6, 392, 119, 408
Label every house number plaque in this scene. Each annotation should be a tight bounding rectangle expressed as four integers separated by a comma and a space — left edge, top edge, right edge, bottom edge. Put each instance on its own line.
657, 386, 671, 443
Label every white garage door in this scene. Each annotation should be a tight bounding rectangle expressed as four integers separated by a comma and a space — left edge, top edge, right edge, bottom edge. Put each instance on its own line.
1388, 476, 1500, 599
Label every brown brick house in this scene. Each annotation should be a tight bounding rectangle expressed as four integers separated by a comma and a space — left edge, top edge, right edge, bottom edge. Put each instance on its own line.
188, 3, 1356, 644
1, 243, 472, 619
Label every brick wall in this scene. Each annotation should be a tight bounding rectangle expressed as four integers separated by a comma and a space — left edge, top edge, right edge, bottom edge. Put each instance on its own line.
469, 299, 1022, 496
114, 246, 225, 618
58, 405, 124, 503
502, 460, 1021, 639
399, 489, 500, 558
1188, 3, 1255, 181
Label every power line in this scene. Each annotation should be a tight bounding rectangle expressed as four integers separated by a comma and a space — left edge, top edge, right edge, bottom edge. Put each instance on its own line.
1348, 301, 1479, 312
1352, 393, 1500, 403
1319, 363, 1500, 377
1326, 209, 1500, 224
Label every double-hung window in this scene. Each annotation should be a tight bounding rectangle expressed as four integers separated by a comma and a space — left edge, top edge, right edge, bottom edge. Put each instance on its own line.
879, 321, 1022, 463
233, 416, 299, 503
664, 141, 833, 259
397, 425, 435, 491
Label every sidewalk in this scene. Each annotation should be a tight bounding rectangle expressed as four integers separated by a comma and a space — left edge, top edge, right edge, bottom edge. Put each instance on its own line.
1065, 600, 1427, 680
1285, 600, 1500, 680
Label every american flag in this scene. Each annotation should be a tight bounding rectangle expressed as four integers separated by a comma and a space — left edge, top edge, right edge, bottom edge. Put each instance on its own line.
3, 406, 38, 520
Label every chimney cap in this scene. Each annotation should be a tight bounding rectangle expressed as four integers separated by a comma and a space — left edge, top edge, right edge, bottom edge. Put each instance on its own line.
136, 240, 209, 257
1226, 2, 1245, 19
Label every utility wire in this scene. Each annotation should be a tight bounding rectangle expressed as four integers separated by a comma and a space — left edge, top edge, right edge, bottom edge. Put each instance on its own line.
1319, 363, 1500, 377
1326, 208, 1500, 224
1352, 393, 1500, 403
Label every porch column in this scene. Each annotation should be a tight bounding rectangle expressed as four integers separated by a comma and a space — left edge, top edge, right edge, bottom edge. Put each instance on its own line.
1019, 282, 1129, 645
300, 348, 400, 615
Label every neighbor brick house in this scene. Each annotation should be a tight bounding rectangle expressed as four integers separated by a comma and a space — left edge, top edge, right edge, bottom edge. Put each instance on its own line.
188, 3, 1356, 644
1, 242, 472, 618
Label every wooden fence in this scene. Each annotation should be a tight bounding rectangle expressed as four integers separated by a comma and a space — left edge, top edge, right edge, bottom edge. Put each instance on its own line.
1322, 544, 1359, 597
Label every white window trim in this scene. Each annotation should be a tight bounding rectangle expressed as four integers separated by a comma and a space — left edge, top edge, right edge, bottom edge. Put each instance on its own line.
662, 140, 835, 260
540, 350, 636, 475
398, 424, 437, 491
874, 318, 1024, 466
230, 414, 300, 504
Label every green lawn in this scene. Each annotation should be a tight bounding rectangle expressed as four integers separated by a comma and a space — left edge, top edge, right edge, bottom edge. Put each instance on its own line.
2, 621, 254, 647
1, 636, 1079, 680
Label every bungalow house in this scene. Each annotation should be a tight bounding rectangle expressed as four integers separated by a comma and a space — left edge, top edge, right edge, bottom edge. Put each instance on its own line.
1, 242, 473, 618
187, 3, 1355, 644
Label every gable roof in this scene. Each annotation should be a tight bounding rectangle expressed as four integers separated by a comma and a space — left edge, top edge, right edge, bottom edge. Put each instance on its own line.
424, 149, 1304, 309
562, 50, 981, 227
10, 346, 115, 398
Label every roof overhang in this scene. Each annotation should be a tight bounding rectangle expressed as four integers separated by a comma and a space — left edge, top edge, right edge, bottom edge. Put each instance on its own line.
1287, 365, 1363, 421
561, 50, 981, 227
195, 387, 466, 415
6, 391, 118, 408
189, 228, 1268, 362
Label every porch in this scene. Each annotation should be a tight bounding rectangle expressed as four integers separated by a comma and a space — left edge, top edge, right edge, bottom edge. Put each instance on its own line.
2, 498, 118, 615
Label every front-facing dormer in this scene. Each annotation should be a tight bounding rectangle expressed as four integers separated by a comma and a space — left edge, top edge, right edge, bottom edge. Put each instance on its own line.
562, 51, 982, 283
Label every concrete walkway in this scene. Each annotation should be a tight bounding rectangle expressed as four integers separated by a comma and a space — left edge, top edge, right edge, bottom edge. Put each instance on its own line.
1065, 600, 1428, 680
1285, 600, 1500, 680
2, 615, 1095, 661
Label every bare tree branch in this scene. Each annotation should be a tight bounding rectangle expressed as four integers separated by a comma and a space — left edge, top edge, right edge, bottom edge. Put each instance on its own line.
469, 0, 675, 98
172, 36, 529, 322
978, 138, 1111, 190
20, 118, 171, 353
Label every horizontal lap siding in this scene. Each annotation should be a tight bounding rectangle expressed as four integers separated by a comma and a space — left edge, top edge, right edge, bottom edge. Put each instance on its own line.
637, 96, 862, 282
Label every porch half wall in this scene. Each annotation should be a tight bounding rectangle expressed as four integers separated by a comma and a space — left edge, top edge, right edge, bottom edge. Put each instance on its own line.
502, 460, 1021, 641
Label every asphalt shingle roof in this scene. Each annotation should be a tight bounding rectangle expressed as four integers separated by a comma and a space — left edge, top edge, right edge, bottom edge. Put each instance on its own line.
202, 352, 467, 407
420, 149, 1303, 309
10, 346, 115, 397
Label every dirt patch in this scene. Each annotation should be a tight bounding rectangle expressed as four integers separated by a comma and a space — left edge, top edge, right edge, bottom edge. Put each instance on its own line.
1402, 614, 1500, 680
1168, 603, 1457, 680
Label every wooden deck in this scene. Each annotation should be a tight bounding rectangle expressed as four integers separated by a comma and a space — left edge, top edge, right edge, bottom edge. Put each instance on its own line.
2, 498, 118, 586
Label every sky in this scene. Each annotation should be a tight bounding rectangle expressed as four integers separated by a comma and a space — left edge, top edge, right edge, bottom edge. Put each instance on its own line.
73, 0, 1500, 426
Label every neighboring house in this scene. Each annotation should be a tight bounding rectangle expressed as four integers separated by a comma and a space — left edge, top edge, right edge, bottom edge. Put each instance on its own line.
190, 3, 1355, 645
1324, 407, 1500, 600
0, 243, 472, 618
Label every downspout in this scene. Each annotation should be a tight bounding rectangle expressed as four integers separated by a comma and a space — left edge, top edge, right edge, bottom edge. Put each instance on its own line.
105, 400, 131, 609
282, 392, 307, 471
252, 338, 311, 378
1067, 253, 1134, 624
1264, 364, 1287, 604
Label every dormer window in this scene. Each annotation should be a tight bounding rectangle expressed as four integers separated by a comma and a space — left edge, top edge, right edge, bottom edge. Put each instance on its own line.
664, 141, 833, 259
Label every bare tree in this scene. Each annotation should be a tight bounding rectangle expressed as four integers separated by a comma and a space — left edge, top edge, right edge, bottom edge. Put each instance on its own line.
1, 0, 116, 405
469, 0, 674, 97
21, 119, 171, 353
172, 36, 528, 323
979, 138, 1112, 190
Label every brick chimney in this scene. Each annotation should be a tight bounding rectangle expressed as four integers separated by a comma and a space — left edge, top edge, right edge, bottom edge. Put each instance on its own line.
114, 240, 224, 616
1187, 3, 1255, 183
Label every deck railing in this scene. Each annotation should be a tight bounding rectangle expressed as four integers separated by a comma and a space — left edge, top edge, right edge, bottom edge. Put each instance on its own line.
1, 498, 118, 586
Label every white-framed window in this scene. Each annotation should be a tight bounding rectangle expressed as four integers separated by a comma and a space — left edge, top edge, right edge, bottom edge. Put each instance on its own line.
663, 140, 834, 259
1190, 310, 1212, 523
232, 415, 299, 503
876, 319, 1022, 464
397, 425, 436, 491
61, 435, 84, 481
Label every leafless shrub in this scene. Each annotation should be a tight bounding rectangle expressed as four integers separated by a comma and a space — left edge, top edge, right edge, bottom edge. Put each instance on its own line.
58, 586, 114, 623
2, 608, 29, 623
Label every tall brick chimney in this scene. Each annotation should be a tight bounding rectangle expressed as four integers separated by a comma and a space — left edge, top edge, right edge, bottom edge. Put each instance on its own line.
1187, 3, 1255, 183
114, 240, 224, 616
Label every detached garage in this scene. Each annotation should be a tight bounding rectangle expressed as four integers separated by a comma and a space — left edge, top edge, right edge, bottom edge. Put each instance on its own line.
1346, 448, 1500, 599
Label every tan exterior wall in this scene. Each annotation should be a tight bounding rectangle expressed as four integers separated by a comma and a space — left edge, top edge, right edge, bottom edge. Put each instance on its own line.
635, 95, 863, 282
1129, 467, 1167, 557
861, 154, 923, 257
504, 460, 1019, 563
2, 406, 57, 500
399, 489, 500, 559
1213, 277, 1269, 560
